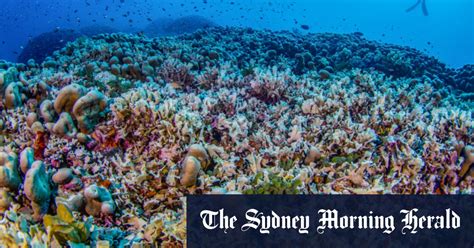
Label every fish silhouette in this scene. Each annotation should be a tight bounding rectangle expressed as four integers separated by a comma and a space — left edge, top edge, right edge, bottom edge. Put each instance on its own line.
406, 0, 429, 16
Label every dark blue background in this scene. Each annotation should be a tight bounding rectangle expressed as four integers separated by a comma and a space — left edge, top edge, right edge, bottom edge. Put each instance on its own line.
187, 195, 474, 248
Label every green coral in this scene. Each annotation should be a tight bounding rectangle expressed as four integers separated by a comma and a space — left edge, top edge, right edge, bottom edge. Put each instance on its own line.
330, 153, 360, 165
43, 204, 93, 246
244, 171, 302, 194
279, 159, 295, 170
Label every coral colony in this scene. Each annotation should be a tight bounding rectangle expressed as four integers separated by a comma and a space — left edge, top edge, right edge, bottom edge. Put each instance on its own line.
0, 27, 472, 246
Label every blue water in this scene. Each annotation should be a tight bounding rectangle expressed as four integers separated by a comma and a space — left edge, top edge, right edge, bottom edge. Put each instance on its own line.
0, 0, 472, 68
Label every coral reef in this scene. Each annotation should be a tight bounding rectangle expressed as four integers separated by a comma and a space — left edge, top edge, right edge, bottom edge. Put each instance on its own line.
0, 27, 472, 246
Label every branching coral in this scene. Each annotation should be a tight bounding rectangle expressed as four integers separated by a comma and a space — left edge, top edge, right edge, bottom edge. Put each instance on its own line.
248, 67, 292, 104
158, 59, 196, 89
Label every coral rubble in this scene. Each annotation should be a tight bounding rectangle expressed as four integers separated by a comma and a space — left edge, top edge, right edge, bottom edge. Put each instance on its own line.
0, 27, 472, 246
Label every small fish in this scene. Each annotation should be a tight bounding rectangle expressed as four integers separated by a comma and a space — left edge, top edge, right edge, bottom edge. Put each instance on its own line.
300, 24, 310, 30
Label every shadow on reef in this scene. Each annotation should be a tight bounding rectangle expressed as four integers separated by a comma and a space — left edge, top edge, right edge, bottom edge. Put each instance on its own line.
17, 25, 118, 64
143, 15, 218, 37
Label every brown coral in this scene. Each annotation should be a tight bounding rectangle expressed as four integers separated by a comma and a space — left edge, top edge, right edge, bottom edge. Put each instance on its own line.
0, 152, 21, 191
54, 83, 87, 114
84, 184, 115, 216
72, 89, 108, 133
52, 112, 77, 138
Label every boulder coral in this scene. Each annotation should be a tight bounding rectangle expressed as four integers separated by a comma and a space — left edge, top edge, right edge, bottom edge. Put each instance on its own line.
72, 89, 108, 134
30, 121, 45, 134
39, 99, 57, 123
4, 82, 23, 109
54, 83, 87, 114
304, 146, 322, 165
0, 71, 7, 91
180, 144, 210, 187
24, 161, 52, 221
0, 68, 16, 95
19, 147, 35, 174
52, 112, 77, 138
83, 184, 115, 216
52, 168, 74, 185
187, 144, 210, 170
459, 145, 474, 179
26, 113, 38, 127
180, 156, 201, 187
0, 152, 21, 191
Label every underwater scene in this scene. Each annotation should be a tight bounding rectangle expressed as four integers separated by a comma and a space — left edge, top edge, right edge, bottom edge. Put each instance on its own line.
0, 0, 473, 247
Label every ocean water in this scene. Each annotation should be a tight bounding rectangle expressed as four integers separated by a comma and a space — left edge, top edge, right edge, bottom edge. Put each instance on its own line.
0, 1, 473, 247
0, 0, 473, 67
